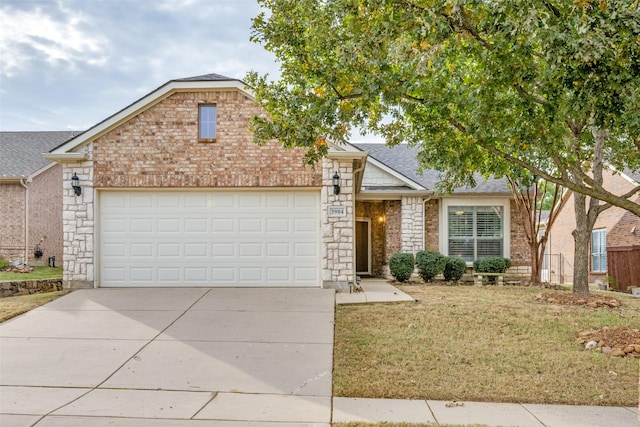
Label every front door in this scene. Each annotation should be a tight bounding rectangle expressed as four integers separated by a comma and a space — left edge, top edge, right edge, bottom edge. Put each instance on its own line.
356, 219, 371, 275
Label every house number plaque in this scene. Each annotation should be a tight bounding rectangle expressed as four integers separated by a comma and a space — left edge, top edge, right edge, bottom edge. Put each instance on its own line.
328, 206, 346, 217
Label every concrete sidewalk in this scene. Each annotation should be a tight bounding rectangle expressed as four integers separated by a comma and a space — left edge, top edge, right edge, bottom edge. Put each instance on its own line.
333, 397, 639, 426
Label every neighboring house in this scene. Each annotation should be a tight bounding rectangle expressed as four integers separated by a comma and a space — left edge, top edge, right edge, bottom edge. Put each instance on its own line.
546, 169, 640, 289
45, 73, 529, 289
0, 131, 78, 265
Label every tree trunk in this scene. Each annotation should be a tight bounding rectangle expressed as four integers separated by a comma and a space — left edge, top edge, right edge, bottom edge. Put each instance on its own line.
572, 193, 592, 296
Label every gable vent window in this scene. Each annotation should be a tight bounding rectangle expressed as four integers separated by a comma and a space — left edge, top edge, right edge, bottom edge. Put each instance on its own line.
199, 104, 217, 141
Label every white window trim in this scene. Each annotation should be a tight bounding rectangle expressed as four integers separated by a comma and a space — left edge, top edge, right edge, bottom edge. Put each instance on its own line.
591, 228, 607, 273
439, 197, 511, 264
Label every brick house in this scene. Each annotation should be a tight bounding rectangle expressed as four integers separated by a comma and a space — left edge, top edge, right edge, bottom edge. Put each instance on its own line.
0, 131, 78, 265
546, 169, 640, 289
46, 73, 528, 289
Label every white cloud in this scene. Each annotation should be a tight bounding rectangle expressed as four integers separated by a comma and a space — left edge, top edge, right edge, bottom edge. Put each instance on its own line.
0, 4, 108, 77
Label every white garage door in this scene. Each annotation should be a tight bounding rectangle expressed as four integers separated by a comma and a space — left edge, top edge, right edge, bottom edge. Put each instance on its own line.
99, 191, 320, 287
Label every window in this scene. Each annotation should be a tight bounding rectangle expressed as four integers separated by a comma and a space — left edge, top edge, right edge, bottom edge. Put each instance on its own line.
198, 105, 216, 140
591, 229, 606, 272
448, 206, 504, 262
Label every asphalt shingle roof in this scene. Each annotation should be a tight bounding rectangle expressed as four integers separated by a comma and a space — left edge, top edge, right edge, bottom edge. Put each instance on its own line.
173, 73, 240, 82
353, 143, 511, 194
0, 131, 79, 177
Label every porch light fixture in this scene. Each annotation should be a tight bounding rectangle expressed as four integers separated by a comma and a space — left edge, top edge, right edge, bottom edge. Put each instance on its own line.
71, 172, 82, 196
332, 172, 340, 195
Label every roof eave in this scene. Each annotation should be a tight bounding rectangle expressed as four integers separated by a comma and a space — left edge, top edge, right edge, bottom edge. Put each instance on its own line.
43, 153, 89, 163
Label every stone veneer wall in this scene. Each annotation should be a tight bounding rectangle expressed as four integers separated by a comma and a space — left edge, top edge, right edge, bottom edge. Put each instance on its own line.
62, 149, 94, 288
400, 196, 424, 254
322, 159, 355, 290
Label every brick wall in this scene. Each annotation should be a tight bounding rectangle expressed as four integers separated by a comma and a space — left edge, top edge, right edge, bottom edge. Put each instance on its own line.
29, 165, 63, 265
385, 200, 401, 258
509, 199, 531, 267
424, 198, 439, 251
93, 90, 321, 188
0, 183, 25, 260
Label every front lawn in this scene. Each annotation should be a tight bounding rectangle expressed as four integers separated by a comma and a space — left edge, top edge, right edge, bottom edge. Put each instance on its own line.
334, 285, 640, 407
0, 266, 63, 282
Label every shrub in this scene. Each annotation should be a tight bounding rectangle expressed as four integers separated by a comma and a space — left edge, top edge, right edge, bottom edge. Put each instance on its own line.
389, 253, 415, 283
443, 256, 467, 281
415, 250, 446, 282
0, 256, 8, 270
473, 257, 511, 281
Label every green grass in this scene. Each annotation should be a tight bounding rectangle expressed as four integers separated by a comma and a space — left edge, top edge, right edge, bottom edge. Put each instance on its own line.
334, 284, 640, 407
0, 266, 63, 282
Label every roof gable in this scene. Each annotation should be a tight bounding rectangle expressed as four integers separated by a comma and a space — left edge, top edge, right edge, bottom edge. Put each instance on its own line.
353, 143, 510, 195
47, 74, 250, 159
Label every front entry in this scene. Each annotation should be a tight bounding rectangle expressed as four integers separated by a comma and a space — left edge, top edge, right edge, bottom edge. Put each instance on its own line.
355, 219, 371, 275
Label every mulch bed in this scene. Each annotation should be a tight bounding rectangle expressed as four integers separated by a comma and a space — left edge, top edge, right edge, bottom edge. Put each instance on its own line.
534, 292, 622, 308
577, 327, 640, 358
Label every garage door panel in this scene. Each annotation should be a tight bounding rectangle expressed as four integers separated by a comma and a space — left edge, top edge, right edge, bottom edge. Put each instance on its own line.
100, 191, 320, 287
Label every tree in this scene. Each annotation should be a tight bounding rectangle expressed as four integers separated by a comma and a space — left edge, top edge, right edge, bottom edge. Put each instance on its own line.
507, 176, 571, 285
247, 0, 640, 294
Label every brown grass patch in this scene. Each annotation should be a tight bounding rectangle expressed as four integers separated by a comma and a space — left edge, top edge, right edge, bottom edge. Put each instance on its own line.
0, 290, 71, 323
334, 284, 640, 406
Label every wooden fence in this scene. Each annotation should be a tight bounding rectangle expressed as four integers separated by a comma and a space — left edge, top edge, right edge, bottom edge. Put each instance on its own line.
607, 245, 640, 292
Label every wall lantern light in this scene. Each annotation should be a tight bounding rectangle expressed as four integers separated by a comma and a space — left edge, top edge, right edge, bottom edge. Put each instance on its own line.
332, 172, 340, 195
71, 172, 82, 196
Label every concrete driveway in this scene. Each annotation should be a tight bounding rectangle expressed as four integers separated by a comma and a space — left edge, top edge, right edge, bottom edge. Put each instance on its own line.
0, 288, 335, 426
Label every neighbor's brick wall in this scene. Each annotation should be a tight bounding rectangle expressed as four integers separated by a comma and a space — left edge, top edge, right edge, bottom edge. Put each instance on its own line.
355, 201, 386, 276
28, 164, 63, 265
424, 198, 439, 252
548, 170, 638, 284
510, 200, 530, 268
0, 183, 25, 260
93, 90, 321, 188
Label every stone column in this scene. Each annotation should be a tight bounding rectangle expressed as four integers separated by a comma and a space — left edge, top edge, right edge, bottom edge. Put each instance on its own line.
321, 158, 354, 291
62, 145, 94, 288
401, 196, 424, 254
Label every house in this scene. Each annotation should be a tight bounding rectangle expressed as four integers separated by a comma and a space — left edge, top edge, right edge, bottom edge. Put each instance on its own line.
45, 73, 529, 289
0, 131, 78, 265
546, 169, 640, 289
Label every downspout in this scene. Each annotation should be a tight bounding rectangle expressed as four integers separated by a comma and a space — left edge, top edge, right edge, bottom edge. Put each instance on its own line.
19, 179, 29, 265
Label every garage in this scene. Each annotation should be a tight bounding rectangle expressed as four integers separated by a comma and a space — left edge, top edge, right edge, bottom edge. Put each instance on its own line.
99, 190, 320, 287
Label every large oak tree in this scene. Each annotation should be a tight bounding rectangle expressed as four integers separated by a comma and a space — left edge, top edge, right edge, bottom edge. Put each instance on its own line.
247, 0, 640, 294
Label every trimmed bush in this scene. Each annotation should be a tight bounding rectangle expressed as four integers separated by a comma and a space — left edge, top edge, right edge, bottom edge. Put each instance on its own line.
415, 250, 446, 282
473, 257, 511, 281
389, 253, 415, 282
443, 256, 467, 281
0, 257, 8, 270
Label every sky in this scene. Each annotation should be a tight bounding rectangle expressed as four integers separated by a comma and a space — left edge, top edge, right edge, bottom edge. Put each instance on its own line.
0, 0, 281, 132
